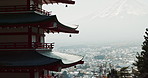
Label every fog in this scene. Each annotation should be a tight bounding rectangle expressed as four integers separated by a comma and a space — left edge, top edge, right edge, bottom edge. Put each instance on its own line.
43, 0, 148, 46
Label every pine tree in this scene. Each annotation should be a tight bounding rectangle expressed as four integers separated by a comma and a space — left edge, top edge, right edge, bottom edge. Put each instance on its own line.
133, 28, 148, 77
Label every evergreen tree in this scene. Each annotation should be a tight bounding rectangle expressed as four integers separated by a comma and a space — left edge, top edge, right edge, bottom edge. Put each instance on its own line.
133, 28, 148, 77
107, 69, 119, 78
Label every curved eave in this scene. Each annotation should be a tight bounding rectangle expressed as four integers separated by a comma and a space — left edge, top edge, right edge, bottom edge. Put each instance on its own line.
0, 51, 84, 72
47, 15, 79, 34
0, 12, 54, 27
42, 0, 75, 4
62, 60, 84, 68
51, 27, 79, 34
0, 12, 79, 34
38, 51, 84, 69
0, 51, 62, 67
48, 23, 79, 34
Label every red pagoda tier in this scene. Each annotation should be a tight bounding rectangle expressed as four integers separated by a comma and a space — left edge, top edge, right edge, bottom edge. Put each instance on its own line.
0, 0, 83, 78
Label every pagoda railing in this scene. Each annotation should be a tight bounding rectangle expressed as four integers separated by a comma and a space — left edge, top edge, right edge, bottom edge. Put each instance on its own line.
0, 42, 54, 49
0, 5, 51, 16
33, 42, 54, 49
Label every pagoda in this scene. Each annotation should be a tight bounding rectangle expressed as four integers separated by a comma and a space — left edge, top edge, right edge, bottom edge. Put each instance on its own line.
0, 0, 83, 78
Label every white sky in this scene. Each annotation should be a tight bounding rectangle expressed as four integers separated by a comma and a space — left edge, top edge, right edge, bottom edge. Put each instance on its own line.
43, 0, 148, 46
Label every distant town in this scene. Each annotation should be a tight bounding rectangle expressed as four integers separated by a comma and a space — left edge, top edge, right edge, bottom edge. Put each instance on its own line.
51, 42, 141, 78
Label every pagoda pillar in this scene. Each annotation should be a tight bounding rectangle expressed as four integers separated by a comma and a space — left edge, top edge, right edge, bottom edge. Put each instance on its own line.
36, 27, 40, 43
27, 0, 30, 10
29, 70, 35, 78
39, 70, 44, 78
28, 26, 32, 48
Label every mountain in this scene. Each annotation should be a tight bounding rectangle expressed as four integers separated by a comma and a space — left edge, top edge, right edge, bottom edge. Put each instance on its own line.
72, 0, 148, 44
44, 0, 148, 45
91, 0, 148, 18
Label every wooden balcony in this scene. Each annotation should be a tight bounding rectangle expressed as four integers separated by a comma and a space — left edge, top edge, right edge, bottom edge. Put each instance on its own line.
0, 42, 54, 49
0, 5, 51, 16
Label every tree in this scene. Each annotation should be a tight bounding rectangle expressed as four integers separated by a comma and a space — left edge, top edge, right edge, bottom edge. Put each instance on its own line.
133, 28, 148, 77
107, 69, 119, 78
119, 67, 131, 78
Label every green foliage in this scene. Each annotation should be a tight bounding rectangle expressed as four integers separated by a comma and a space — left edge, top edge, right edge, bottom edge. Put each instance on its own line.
120, 67, 129, 71
119, 67, 131, 78
108, 69, 119, 78
134, 28, 148, 76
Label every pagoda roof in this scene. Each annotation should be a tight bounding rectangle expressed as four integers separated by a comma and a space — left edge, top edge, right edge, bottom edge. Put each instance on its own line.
0, 50, 83, 71
0, 12, 79, 33
37, 0, 75, 4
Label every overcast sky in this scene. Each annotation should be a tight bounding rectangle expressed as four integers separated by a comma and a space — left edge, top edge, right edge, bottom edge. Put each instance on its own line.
43, 0, 148, 46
